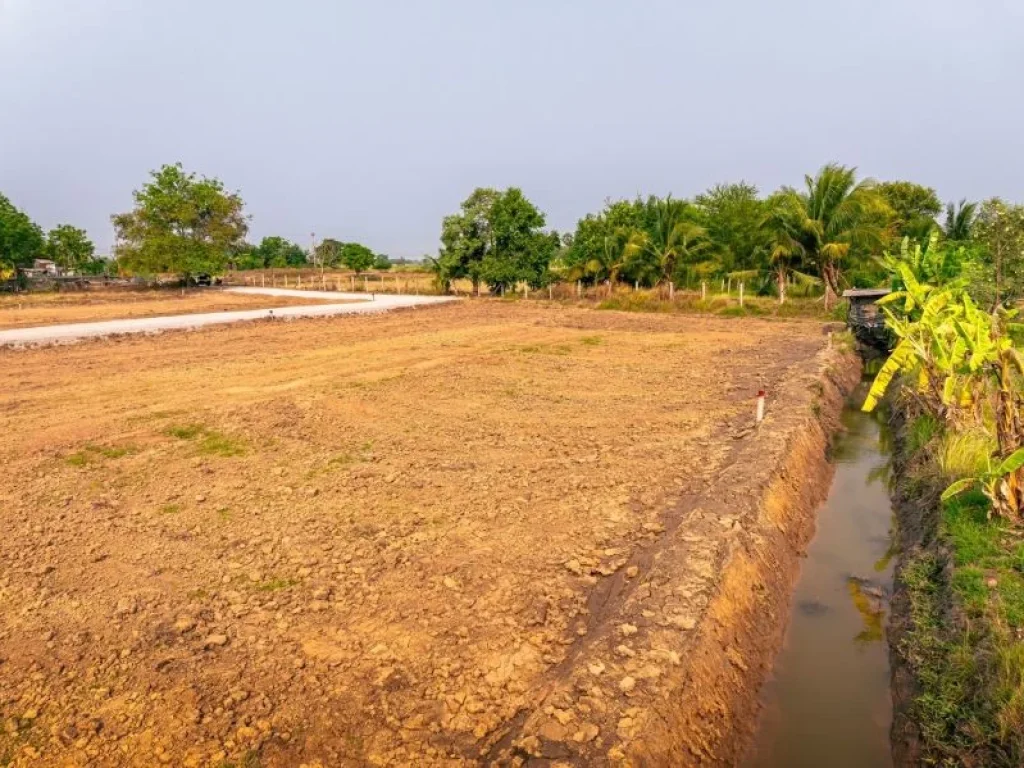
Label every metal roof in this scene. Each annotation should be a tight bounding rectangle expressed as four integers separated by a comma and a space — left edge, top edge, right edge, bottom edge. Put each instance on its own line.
842, 288, 890, 299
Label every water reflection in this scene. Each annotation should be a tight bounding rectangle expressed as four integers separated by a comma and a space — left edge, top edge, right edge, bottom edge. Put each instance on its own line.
745, 384, 896, 768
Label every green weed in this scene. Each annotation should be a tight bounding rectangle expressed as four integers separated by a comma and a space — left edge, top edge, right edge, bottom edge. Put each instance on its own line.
165, 423, 246, 456
166, 423, 205, 440
198, 431, 246, 457
255, 577, 296, 592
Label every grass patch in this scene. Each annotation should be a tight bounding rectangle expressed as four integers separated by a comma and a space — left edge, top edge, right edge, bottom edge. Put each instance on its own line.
66, 451, 91, 467
198, 431, 246, 457
899, 452, 1024, 763
65, 443, 136, 467
165, 423, 246, 456
255, 577, 297, 592
579, 335, 603, 346
907, 414, 940, 455
166, 423, 205, 440
595, 291, 840, 319
161, 504, 181, 515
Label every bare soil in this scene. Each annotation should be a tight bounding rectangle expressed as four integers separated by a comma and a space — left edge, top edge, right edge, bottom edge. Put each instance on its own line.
0, 302, 841, 767
0, 290, 334, 329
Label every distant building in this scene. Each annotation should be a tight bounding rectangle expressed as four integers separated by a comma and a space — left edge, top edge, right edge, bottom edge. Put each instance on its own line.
18, 259, 63, 278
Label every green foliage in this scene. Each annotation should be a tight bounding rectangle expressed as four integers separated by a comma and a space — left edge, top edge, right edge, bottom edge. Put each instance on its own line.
877, 181, 942, 242
907, 414, 941, 454
45, 224, 95, 272
113, 163, 248, 279
238, 236, 306, 269
944, 199, 978, 242
0, 192, 44, 274
339, 242, 376, 274
972, 198, 1024, 307
878, 231, 968, 290
373, 253, 392, 270
868, 244, 1024, 521
695, 182, 766, 276
434, 187, 555, 293
776, 163, 893, 300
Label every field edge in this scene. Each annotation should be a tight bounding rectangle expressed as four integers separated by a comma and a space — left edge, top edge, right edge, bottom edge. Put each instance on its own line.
633, 345, 862, 766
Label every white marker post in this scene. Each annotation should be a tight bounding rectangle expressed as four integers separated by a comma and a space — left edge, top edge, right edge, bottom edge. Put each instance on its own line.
739, 282, 745, 308
756, 389, 766, 424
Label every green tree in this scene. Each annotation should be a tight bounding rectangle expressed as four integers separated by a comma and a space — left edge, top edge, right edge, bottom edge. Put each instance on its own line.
973, 199, 1024, 308
340, 242, 376, 274
778, 163, 892, 305
435, 187, 554, 293
944, 199, 978, 242
251, 236, 306, 268
695, 182, 765, 275
373, 253, 392, 270
630, 196, 709, 287
112, 163, 248, 280
0, 193, 44, 274
759, 192, 809, 303
877, 181, 942, 242
313, 238, 342, 269
45, 224, 95, 272
564, 198, 649, 284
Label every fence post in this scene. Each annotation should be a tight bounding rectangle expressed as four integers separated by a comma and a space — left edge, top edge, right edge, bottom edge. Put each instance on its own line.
669, 281, 675, 300
261, 274, 265, 288
739, 282, 745, 308
756, 389, 765, 424
576, 280, 581, 298
548, 284, 553, 300
701, 281, 706, 301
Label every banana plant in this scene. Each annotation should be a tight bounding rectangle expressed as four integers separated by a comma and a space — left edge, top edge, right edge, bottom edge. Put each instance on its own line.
941, 449, 1024, 522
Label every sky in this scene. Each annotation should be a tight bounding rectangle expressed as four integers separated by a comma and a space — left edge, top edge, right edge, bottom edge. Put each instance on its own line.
2, 0, 1023, 259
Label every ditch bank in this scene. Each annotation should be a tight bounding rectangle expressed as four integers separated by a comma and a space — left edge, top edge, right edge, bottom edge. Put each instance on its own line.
886, 408, 1024, 767
480, 340, 862, 766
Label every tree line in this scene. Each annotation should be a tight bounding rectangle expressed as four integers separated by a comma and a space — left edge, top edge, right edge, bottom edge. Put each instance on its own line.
0, 193, 104, 276
3, 161, 1021, 301
0, 163, 391, 281
432, 165, 1024, 307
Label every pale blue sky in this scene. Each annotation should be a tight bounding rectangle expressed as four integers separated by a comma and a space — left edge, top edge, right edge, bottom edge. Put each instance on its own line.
2, 0, 1022, 258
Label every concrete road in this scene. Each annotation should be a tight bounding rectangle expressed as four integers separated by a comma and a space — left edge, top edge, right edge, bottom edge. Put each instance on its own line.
0, 287, 458, 348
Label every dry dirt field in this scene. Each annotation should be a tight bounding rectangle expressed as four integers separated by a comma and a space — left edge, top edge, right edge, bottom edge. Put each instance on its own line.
0, 302, 834, 767
0, 290, 333, 329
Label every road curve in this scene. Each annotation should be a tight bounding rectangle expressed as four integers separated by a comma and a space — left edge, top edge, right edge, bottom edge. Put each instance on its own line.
0, 287, 458, 348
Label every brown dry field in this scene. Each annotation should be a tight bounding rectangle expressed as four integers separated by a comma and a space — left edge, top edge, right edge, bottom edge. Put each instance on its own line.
0, 302, 829, 767
0, 290, 335, 329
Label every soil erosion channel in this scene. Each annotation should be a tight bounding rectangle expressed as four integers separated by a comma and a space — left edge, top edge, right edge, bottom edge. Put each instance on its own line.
745, 381, 896, 768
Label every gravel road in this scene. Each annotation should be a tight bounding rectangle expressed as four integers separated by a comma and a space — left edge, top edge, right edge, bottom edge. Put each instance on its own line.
0, 287, 457, 347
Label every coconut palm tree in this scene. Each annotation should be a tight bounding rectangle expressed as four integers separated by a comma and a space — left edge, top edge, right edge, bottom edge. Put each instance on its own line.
759, 193, 806, 304
778, 164, 892, 307
943, 199, 978, 242
633, 196, 710, 286
580, 228, 643, 294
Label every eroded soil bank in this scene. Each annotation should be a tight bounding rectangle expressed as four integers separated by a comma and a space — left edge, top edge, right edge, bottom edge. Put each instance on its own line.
0, 305, 857, 767
744, 383, 896, 768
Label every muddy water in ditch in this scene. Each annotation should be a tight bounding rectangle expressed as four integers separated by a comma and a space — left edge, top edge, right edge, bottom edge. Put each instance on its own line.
745, 383, 896, 768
